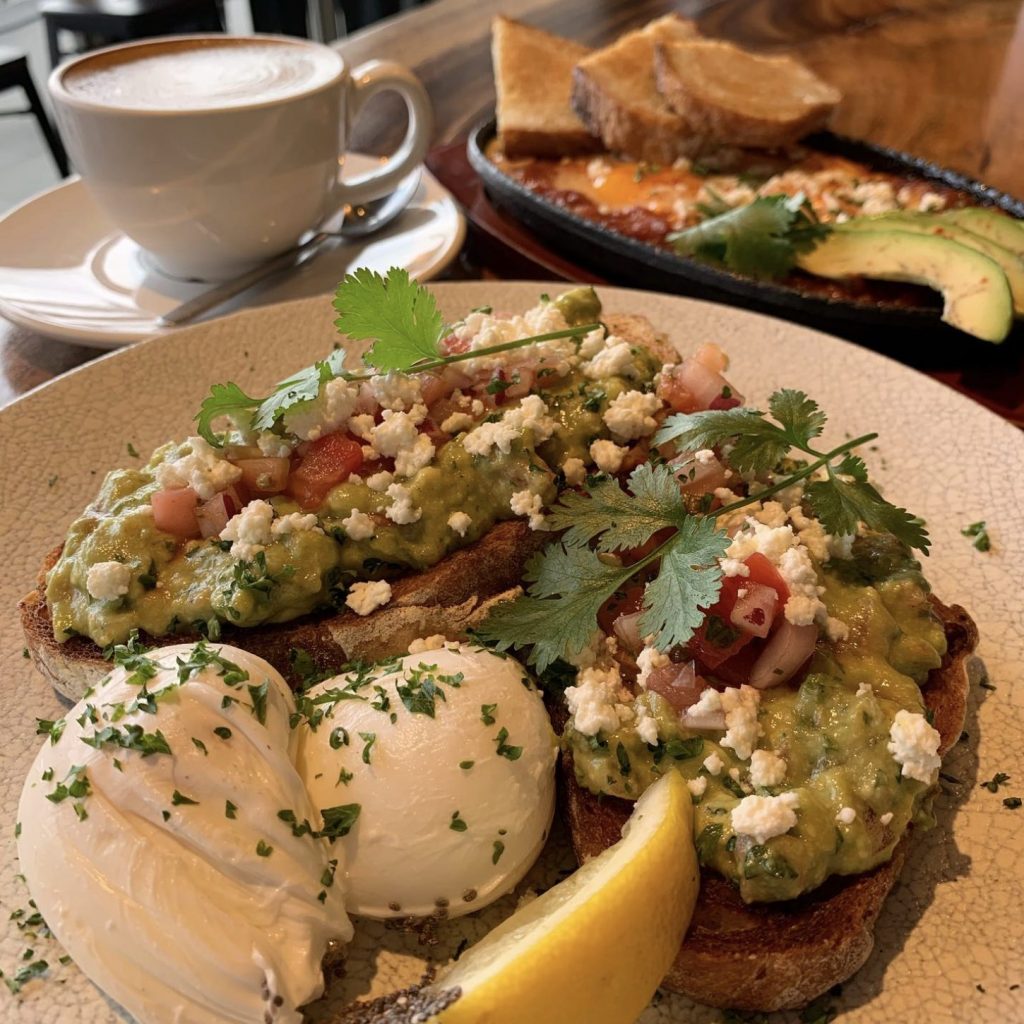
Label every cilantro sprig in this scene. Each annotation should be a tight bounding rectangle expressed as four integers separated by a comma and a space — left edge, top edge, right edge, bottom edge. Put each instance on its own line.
668, 194, 829, 279
478, 389, 928, 669
195, 268, 599, 446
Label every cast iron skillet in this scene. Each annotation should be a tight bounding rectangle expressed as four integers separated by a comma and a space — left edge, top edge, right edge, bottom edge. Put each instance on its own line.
467, 117, 1024, 334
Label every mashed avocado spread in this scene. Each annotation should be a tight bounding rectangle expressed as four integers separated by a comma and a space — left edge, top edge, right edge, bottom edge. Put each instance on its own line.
46, 287, 662, 647
567, 534, 948, 903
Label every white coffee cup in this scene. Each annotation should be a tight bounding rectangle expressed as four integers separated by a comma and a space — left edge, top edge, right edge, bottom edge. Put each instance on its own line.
48, 34, 433, 281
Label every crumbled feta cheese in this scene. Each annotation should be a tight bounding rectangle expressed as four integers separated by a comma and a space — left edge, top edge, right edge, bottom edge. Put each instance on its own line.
583, 339, 639, 380
603, 390, 661, 440
691, 688, 724, 718
257, 431, 294, 457
749, 749, 787, 788
345, 580, 392, 616
440, 411, 474, 434
880, 811, 894, 826
887, 710, 942, 784
393, 433, 435, 478
636, 645, 670, 690
271, 512, 321, 537
447, 511, 472, 537
503, 395, 556, 442
830, 533, 856, 560
687, 776, 708, 798
590, 439, 627, 474
463, 419, 520, 457
564, 664, 632, 737
341, 508, 375, 541
408, 634, 448, 655
825, 617, 849, 642
471, 399, 485, 416
836, 806, 857, 825
856, 682, 874, 698
703, 751, 725, 776
283, 377, 360, 441
731, 792, 800, 844
86, 561, 131, 601
384, 483, 421, 525
348, 414, 376, 442
365, 470, 394, 492
720, 685, 762, 761
369, 372, 422, 411
220, 499, 274, 560
634, 706, 659, 746
155, 436, 242, 501
510, 489, 546, 530
720, 558, 750, 578
776, 545, 824, 627
753, 502, 788, 529
361, 445, 379, 462
371, 409, 423, 458
578, 326, 607, 358
562, 456, 586, 486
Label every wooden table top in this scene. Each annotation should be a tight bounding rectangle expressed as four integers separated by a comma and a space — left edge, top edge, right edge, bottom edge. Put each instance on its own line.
3, 0, 1023, 418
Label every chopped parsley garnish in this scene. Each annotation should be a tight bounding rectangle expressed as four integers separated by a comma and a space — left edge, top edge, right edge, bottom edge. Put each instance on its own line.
171, 790, 199, 806
477, 390, 927, 669
480, 703, 497, 726
223, 553, 292, 611
247, 680, 270, 724
126, 442, 139, 458
962, 520, 992, 552
615, 742, 631, 776
321, 859, 338, 888
337, 767, 354, 786
494, 727, 523, 761
35, 718, 66, 746
256, 840, 273, 857
1, 957, 49, 994
492, 840, 506, 864
213, 726, 232, 740
459, 760, 475, 770
359, 731, 377, 764
46, 766, 90, 804
329, 727, 349, 750
192, 738, 208, 755
318, 803, 361, 840
981, 772, 1010, 793
449, 811, 468, 832
80, 723, 172, 757
225, 800, 238, 819
397, 665, 447, 717
1004, 797, 1022, 810
176, 642, 249, 685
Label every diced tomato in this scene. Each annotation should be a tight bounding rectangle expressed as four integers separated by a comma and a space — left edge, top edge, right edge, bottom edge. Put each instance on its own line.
287, 433, 364, 510
656, 367, 700, 414
693, 343, 728, 374
644, 659, 705, 714
234, 457, 290, 495
151, 487, 200, 540
709, 392, 743, 410
440, 332, 469, 355
743, 552, 790, 606
709, 640, 765, 687
688, 576, 753, 669
597, 582, 645, 637
619, 438, 652, 475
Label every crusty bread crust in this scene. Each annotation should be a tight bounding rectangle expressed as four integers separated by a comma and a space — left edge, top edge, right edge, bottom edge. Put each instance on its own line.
571, 14, 701, 165
654, 39, 841, 149
562, 597, 978, 1011
492, 16, 600, 159
21, 521, 546, 702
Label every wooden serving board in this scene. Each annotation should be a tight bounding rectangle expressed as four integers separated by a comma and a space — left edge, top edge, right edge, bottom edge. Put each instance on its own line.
426, 139, 1024, 428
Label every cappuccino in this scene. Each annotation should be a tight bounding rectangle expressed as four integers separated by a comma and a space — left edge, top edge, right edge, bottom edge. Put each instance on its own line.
61, 38, 340, 111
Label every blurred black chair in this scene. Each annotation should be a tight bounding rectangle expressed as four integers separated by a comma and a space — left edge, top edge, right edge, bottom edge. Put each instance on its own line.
40, 0, 223, 68
0, 47, 70, 176
249, 0, 427, 41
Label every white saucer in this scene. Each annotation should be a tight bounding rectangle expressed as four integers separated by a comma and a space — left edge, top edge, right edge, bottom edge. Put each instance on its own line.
0, 154, 466, 348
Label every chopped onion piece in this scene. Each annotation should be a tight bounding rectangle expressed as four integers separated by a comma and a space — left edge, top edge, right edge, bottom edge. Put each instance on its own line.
748, 621, 818, 689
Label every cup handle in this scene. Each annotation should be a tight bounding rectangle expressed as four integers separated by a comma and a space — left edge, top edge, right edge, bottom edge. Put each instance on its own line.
332, 60, 433, 208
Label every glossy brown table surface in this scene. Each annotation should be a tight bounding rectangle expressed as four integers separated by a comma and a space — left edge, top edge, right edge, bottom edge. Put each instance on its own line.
4, 0, 1024, 419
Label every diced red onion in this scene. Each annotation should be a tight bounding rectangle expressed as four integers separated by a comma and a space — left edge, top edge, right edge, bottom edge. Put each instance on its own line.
195, 490, 243, 539
693, 343, 728, 374
729, 583, 779, 639
612, 612, 643, 653
748, 621, 818, 689
645, 660, 706, 714
151, 487, 200, 540
672, 451, 730, 496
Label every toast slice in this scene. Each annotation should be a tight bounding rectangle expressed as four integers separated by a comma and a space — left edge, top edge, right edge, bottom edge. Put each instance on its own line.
492, 16, 600, 158
654, 39, 841, 148
20, 520, 544, 703
561, 595, 978, 1011
571, 14, 701, 165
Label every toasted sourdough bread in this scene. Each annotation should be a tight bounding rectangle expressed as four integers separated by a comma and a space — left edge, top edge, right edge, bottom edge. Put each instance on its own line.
562, 596, 978, 1012
492, 16, 600, 158
654, 39, 841, 149
21, 521, 543, 703
571, 14, 701, 165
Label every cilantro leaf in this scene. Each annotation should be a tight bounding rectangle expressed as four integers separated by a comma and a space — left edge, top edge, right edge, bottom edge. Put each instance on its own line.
251, 352, 346, 433
767, 389, 827, 448
546, 463, 689, 551
806, 475, 929, 553
194, 381, 261, 446
668, 194, 829, 279
333, 267, 444, 371
655, 407, 788, 475
476, 543, 639, 671
639, 518, 729, 649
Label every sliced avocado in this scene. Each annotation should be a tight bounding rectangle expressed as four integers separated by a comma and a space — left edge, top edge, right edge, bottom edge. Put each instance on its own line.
837, 213, 1024, 315
938, 207, 1024, 258
797, 229, 1013, 342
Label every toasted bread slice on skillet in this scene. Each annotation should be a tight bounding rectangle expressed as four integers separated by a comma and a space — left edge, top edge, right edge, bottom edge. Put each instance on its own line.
561, 595, 977, 1011
570, 14, 701, 165
654, 38, 841, 149
492, 16, 601, 158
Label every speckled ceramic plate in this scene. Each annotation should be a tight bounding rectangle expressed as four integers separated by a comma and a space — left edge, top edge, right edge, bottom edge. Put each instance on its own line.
1, 284, 1021, 1023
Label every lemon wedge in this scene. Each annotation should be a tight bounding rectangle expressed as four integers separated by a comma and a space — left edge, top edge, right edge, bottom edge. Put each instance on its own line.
430, 771, 698, 1024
